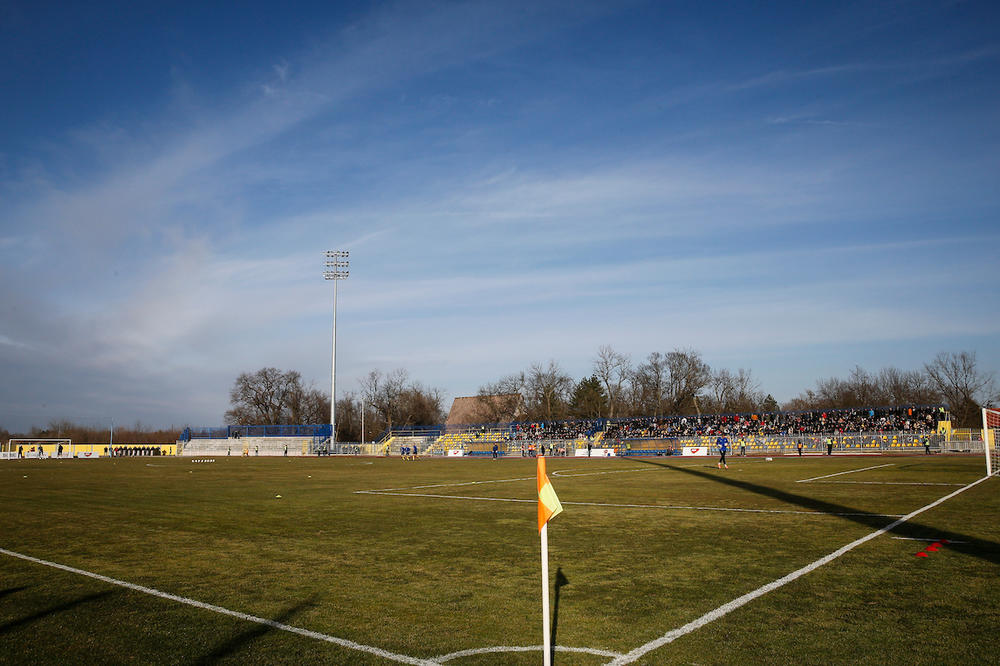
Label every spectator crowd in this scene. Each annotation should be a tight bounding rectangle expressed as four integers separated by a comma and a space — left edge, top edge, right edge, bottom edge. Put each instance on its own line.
604, 405, 944, 441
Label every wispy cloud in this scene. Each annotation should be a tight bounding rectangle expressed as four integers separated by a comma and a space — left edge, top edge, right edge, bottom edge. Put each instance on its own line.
1, 2, 997, 431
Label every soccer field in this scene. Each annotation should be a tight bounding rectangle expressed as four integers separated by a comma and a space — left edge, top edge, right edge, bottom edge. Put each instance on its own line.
1, 454, 997, 664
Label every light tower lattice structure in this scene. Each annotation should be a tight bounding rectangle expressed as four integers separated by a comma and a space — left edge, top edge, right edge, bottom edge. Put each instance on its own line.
324, 250, 349, 448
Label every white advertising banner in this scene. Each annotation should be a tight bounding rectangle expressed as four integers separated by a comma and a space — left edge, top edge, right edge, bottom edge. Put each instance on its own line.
446, 449, 465, 457
682, 446, 711, 456
575, 448, 616, 457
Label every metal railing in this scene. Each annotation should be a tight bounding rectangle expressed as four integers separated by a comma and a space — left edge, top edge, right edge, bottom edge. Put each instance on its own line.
181, 424, 332, 441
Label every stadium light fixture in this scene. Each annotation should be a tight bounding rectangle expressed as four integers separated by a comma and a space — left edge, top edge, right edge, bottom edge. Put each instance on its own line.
324, 250, 349, 447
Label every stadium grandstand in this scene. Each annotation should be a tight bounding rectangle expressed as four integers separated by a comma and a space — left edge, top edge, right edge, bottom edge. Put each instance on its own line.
172, 403, 970, 458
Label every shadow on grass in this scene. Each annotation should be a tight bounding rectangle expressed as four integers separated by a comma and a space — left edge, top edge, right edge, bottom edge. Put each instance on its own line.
0, 590, 114, 634
551, 567, 569, 664
0, 586, 30, 600
628, 458, 1000, 565
194, 597, 317, 665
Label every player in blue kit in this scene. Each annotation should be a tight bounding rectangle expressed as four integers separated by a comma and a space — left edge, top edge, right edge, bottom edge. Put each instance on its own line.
716, 436, 729, 469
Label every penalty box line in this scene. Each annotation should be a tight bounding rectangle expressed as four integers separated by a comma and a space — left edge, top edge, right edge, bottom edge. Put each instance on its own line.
356, 490, 903, 518
796, 463, 894, 483
605, 473, 994, 665
0, 547, 438, 666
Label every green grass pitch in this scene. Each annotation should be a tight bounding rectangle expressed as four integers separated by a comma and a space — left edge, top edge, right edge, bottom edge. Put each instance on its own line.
1, 454, 998, 664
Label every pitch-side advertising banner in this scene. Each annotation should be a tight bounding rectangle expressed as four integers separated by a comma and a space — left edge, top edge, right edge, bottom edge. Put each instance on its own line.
574, 448, 616, 457
682, 446, 710, 456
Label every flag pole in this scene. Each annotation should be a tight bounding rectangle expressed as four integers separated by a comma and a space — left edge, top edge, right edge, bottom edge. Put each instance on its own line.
541, 521, 552, 666
537, 454, 562, 666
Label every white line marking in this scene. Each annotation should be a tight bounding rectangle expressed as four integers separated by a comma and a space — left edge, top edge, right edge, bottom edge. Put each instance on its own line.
434, 644, 623, 662
551, 468, 654, 478
809, 481, 965, 486
796, 463, 894, 483
605, 474, 993, 665
356, 490, 902, 517
364, 466, 654, 493
363, 475, 535, 493
0, 547, 626, 664
890, 536, 968, 543
0, 548, 438, 666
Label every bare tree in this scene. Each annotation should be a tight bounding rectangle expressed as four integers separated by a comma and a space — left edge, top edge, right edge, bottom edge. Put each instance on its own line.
708, 368, 762, 414
925, 351, 998, 427
875, 367, 941, 406
783, 389, 818, 412
664, 348, 711, 415
358, 368, 445, 435
814, 375, 854, 409
525, 360, 573, 421
360, 368, 410, 432
334, 394, 362, 442
632, 352, 669, 417
593, 345, 632, 418
226, 368, 310, 425
396, 383, 445, 426
848, 366, 878, 407
287, 383, 331, 424
24, 421, 180, 443
790, 360, 954, 413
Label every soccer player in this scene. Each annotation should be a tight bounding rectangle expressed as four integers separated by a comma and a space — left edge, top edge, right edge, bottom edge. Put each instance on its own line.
716, 436, 729, 469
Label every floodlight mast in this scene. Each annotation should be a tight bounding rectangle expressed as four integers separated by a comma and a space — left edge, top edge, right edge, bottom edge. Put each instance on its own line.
324, 250, 349, 449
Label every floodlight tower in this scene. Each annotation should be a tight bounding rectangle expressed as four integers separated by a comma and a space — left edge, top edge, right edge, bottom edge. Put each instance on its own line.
324, 250, 349, 447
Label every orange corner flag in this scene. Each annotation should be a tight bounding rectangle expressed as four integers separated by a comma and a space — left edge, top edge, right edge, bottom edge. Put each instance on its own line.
537, 456, 563, 532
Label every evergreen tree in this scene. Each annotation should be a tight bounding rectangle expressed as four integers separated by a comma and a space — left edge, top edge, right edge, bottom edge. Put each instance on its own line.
570, 375, 608, 418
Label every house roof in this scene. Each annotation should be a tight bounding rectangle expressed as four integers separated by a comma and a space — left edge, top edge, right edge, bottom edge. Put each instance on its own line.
446, 394, 523, 426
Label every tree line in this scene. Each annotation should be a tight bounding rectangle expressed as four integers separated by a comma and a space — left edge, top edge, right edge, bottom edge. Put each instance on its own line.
223, 349, 997, 440
224, 367, 444, 442
3, 350, 994, 443
0, 421, 182, 445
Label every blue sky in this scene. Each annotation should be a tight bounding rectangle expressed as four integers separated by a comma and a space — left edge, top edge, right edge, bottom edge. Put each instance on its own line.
1, 1, 998, 431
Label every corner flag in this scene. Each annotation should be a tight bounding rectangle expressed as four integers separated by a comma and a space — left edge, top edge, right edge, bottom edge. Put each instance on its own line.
537, 454, 562, 666
537, 455, 563, 532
